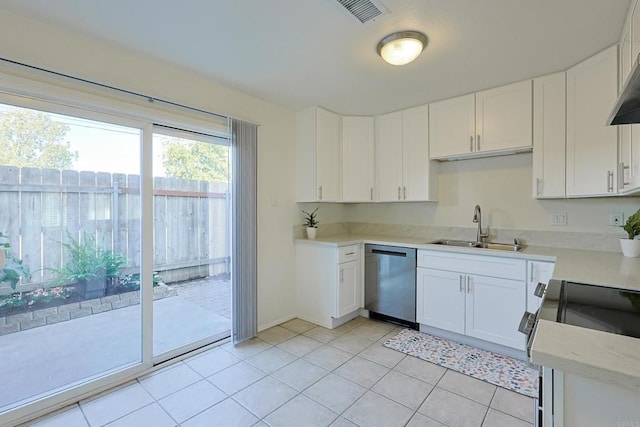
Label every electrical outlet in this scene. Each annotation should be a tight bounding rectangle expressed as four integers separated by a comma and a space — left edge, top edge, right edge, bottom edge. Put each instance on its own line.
609, 213, 624, 226
550, 213, 567, 226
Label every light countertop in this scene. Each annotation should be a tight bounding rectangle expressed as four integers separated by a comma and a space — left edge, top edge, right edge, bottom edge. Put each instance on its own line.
296, 233, 640, 390
296, 234, 640, 291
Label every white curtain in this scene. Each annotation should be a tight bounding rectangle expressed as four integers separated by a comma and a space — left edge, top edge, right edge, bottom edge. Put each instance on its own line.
231, 119, 258, 343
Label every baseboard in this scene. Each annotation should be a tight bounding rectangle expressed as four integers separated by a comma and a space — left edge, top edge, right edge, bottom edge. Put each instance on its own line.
258, 314, 297, 332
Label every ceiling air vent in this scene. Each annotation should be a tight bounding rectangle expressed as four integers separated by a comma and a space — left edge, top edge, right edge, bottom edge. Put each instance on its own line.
336, 0, 388, 24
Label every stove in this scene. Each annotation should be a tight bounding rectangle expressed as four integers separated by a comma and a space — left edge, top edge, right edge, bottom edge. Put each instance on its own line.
520, 279, 640, 351
518, 279, 640, 427
558, 281, 640, 338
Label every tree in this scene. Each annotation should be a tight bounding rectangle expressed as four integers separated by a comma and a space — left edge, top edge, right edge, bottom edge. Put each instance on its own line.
161, 136, 229, 182
0, 109, 77, 169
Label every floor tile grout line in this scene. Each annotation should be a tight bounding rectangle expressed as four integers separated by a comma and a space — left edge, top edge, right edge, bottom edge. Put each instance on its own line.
77, 402, 91, 427
32, 318, 533, 426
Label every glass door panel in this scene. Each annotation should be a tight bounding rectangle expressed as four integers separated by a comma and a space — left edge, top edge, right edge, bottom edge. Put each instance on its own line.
151, 127, 231, 358
0, 103, 142, 412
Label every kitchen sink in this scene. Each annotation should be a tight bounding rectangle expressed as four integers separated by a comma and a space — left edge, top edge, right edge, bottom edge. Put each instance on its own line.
429, 239, 524, 252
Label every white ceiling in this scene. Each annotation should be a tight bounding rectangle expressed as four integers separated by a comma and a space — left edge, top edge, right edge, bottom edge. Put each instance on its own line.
0, 0, 632, 116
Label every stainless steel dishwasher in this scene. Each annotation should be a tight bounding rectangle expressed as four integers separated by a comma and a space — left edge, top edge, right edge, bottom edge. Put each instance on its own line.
364, 244, 418, 329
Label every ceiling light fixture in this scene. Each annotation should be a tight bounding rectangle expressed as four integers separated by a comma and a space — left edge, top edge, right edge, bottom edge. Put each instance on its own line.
377, 31, 428, 66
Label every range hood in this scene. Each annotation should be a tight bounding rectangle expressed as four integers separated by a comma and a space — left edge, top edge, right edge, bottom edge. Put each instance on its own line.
609, 54, 640, 125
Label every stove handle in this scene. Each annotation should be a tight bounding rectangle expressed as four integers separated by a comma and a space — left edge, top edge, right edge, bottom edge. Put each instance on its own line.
534, 282, 547, 298
518, 311, 536, 335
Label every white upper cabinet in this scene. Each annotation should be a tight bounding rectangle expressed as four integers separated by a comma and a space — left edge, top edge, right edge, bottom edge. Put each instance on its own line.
342, 116, 374, 202
475, 80, 533, 153
375, 111, 404, 201
619, 1, 640, 194
402, 105, 437, 201
375, 106, 437, 202
533, 72, 566, 198
566, 46, 619, 197
429, 94, 476, 159
632, 0, 640, 68
429, 81, 532, 160
296, 107, 341, 202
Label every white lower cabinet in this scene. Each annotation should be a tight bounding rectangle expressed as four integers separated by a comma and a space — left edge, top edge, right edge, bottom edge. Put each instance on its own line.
417, 268, 465, 334
296, 242, 362, 328
547, 368, 640, 426
464, 274, 526, 349
527, 260, 555, 313
337, 259, 360, 318
417, 250, 527, 350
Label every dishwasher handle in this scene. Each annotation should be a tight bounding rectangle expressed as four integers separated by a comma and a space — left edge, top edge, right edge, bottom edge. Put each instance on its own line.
371, 249, 407, 257
365, 244, 416, 258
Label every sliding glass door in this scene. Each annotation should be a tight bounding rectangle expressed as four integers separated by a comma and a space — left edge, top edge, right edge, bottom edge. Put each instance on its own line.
0, 95, 232, 421
151, 126, 231, 359
0, 102, 143, 412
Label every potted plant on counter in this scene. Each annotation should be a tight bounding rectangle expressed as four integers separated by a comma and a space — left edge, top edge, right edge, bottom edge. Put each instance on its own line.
620, 209, 640, 257
302, 207, 319, 239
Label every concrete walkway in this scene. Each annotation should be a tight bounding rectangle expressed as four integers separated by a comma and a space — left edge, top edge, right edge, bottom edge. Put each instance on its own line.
0, 280, 230, 411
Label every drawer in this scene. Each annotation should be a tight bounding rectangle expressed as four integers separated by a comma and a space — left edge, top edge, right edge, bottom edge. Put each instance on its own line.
339, 245, 360, 263
417, 249, 526, 281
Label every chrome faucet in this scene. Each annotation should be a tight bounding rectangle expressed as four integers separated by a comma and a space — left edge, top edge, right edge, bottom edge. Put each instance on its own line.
472, 204, 490, 243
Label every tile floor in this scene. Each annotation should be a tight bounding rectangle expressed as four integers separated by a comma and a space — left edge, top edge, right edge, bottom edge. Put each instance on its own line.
25, 317, 534, 427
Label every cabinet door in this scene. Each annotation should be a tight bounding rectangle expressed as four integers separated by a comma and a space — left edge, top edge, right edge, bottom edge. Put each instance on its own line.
417, 268, 465, 334
429, 94, 475, 159
337, 260, 360, 318
632, 0, 640, 66
316, 108, 341, 201
342, 116, 374, 202
566, 46, 619, 197
526, 261, 555, 313
623, 2, 640, 193
402, 105, 436, 201
375, 111, 404, 201
533, 73, 566, 198
465, 274, 526, 350
476, 80, 532, 153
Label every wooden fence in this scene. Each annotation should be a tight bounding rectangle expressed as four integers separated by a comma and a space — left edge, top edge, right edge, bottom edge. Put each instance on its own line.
0, 165, 230, 294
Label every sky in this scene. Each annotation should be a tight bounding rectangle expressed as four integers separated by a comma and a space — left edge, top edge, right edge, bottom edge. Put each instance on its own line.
0, 103, 220, 178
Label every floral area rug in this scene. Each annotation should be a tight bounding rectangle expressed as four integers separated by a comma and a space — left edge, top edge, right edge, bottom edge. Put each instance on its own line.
383, 329, 538, 398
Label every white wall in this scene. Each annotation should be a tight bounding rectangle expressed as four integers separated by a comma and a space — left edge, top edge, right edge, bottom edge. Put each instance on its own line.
348, 153, 640, 234
0, 10, 299, 329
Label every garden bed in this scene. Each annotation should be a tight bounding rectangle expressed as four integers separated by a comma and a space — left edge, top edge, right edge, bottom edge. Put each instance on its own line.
0, 283, 176, 336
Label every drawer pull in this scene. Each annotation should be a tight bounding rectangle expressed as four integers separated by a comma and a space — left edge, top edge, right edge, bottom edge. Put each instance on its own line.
345, 252, 356, 256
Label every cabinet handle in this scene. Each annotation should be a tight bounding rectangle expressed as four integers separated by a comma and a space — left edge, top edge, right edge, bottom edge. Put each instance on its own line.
530, 263, 534, 282
470, 136, 474, 152
370, 187, 373, 201
403, 186, 407, 200
340, 269, 343, 283
397, 186, 401, 200
466, 276, 471, 293
535, 178, 541, 196
318, 185, 323, 200
459, 275, 464, 292
607, 171, 614, 193
345, 252, 355, 256
476, 134, 480, 151
620, 162, 631, 188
